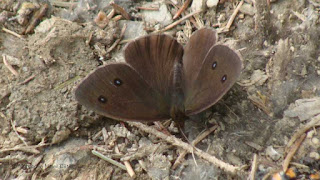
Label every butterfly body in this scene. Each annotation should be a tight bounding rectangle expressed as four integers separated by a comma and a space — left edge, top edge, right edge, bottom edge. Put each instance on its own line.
75, 28, 242, 123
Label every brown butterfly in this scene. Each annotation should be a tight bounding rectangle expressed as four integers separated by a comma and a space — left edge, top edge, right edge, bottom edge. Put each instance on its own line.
75, 28, 242, 124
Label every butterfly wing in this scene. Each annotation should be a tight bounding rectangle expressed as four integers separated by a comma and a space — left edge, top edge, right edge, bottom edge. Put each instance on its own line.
184, 45, 242, 115
183, 28, 218, 90
124, 34, 184, 105
75, 63, 171, 121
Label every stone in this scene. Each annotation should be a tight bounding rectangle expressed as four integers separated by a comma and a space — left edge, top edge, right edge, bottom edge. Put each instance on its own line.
239, 3, 255, 16
206, 0, 219, 8
141, 2, 172, 26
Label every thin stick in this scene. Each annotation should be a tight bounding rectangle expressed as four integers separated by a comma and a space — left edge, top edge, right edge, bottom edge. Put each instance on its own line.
2, 54, 19, 77
218, 0, 244, 33
0, 145, 41, 154
50, 1, 77, 8
248, 154, 258, 180
128, 122, 243, 174
225, 0, 244, 30
19, 75, 35, 85
155, 10, 202, 33
172, 125, 218, 169
173, 0, 192, 19
110, 2, 131, 20
124, 161, 136, 178
23, 3, 49, 34
107, 9, 116, 19
92, 150, 127, 170
2, 27, 24, 39
136, 6, 159, 11
286, 114, 320, 149
10, 115, 28, 146
107, 23, 127, 53
282, 133, 306, 172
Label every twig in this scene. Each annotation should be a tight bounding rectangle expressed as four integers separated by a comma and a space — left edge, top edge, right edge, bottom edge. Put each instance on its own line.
2, 54, 19, 77
282, 133, 306, 172
153, 121, 171, 136
107, 24, 127, 53
248, 154, 258, 180
136, 6, 159, 11
124, 161, 136, 178
2, 27, 24, 39
172, 125, 218, 169
92, 150, 127, 170
0, 145, 41, 154
155, 10, 202, 33
119, 38, 133, 45
248, 95, 273, 117
254, 0, 271, 48
50, 1, 77, 8
9, 113, 28, 146
110, 2, 131, 20
112, 15, 122, 22
219, 0, 244, 33
128, 122, 243, 174
23, 3, 49, 34
291, 10, 306, 21
173, 0, 192, 19
286, 114, 320, 149
107, 9, 115, 19
19, 74, 35, 85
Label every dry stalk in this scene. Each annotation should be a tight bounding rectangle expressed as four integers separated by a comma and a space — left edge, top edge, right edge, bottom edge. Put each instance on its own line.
128, 122, 244, 175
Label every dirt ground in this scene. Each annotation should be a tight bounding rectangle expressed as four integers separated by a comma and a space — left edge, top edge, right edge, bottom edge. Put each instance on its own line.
0, 0, 320, 179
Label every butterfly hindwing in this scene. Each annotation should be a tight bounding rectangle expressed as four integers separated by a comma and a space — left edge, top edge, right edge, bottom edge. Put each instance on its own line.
75, 63, 171, 121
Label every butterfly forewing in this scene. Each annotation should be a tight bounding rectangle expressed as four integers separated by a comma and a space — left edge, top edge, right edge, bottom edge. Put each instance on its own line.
183, 28, 218, 94
184, 45, 242, 115
75, 63, 171, 121
124, 34, 184, 104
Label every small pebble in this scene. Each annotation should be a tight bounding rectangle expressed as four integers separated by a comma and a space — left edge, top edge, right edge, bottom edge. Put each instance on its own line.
311, 137, 319, 145
206, 0, 219, 8
239, 3, 255, 16
266, 146, 281, 161
309, 152, 320, 160
307, 130, 315, 138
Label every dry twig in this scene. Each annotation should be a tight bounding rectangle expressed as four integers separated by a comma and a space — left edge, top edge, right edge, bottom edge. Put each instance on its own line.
19, 75, 35, 85
218, 0, 244, 33
128, 122, 244, 175
173, 0, 192, 19
50, 1, 77, 8
124, 160, 136, 178
2, 54, 19, 77
286, 114, 320, 149
107, 24, 127, 53
23, 3, 49, 34
110, 2, 131, 20
248, 154, 258, 180
172, 125, 218, 169
92, 150, 127, 170
155, 10, 202, 33
136, 6, 159, 11
282, 133, 306, 172
2, 27, 24, 39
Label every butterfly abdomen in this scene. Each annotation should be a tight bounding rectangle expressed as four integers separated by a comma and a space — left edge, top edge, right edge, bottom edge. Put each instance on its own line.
170, 58, 186, 122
